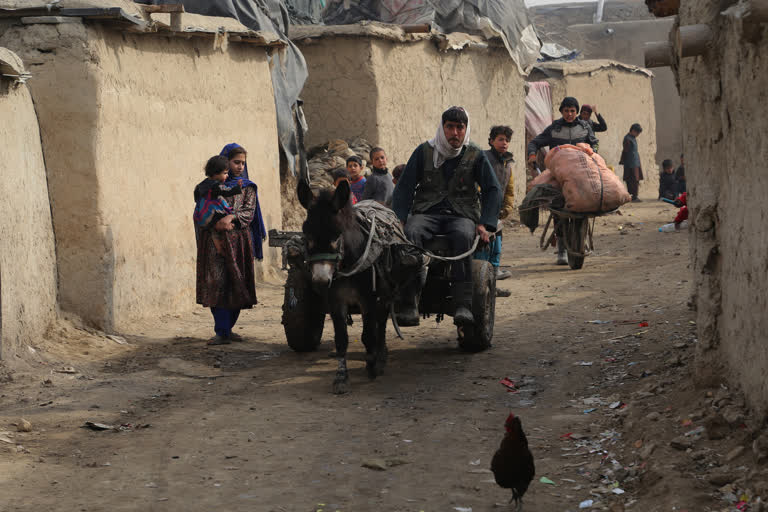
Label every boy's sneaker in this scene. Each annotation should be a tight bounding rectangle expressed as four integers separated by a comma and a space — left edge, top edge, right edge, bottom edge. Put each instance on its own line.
495, 269, 512, 281
496, 288, 512, 297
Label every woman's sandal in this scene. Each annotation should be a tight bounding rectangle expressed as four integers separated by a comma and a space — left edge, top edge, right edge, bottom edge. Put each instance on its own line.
207, 335, 231, 345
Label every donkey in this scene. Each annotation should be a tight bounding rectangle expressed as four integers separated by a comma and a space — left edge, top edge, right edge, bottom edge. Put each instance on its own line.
297, 179, 391, 394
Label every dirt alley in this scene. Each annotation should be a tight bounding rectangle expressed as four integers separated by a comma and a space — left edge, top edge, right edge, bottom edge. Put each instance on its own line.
1, 201, 763, 512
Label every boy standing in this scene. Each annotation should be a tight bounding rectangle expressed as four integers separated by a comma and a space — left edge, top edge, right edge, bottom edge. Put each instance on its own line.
620, 123, 643, 202
476, 125, 515, 287
362, 147, 395, 206
346, 155, 366, 203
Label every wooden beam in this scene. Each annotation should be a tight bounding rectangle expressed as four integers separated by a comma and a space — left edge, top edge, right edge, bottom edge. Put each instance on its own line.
677, 24, 712, 57
140, 4, 184, 14
644, 40, 673, 67
401, 23, 431, 34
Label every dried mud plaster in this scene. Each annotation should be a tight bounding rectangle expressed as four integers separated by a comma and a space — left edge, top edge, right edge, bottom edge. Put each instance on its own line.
677, 0, 768, 415
0, 21, 283, 332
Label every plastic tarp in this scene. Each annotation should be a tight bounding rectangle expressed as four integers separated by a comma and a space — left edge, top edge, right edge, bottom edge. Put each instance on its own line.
322, 0, 542, 74
323, 0, 433, 25
285, 0, 325, 24
539, 42, 580, 62
525, 81, 552, 144
137, 0, 308, 176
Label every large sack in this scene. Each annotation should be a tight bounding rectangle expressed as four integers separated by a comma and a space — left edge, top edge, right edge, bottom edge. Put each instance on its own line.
527, 169, 561, 192
545, 144, 631, 212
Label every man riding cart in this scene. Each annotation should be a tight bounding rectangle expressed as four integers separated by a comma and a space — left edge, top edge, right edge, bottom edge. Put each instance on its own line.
392, 106, 501, 330
526, 97, 598, 265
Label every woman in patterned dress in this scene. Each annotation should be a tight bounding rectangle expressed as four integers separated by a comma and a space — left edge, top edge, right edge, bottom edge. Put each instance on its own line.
196, 143, 265, 344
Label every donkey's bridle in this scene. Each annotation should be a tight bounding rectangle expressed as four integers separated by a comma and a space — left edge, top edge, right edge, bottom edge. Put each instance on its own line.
306, 235, 344, 265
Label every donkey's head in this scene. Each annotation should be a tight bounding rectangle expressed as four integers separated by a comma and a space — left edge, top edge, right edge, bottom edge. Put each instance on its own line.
298, 179, 355, 288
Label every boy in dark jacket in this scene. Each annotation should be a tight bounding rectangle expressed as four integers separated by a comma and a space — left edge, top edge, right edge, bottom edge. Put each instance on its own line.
658, 159, 678, 200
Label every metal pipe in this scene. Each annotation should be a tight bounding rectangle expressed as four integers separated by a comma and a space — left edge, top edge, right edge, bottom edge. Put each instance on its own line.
644, 41, 673, 67
594, 0, 605, 23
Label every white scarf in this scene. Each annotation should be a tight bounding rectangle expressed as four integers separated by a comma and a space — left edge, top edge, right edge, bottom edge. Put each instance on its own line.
428, 112, 471, 168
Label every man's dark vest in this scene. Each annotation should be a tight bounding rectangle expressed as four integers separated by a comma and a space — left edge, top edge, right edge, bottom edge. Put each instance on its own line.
412, 142, 481, 222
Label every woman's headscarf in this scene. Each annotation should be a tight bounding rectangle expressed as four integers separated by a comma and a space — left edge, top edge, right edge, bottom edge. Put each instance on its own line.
428, 107, 471, 168
219, 143, 267, 261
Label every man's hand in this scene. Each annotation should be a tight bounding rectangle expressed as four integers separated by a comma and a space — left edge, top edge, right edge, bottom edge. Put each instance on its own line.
476, 224, 491, 244
593, 104, 598, 115
215, 214, 236, 231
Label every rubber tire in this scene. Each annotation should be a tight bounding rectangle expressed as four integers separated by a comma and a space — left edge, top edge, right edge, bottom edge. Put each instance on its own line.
282, 269, 325, 352
567, 217, 587, 270
458, 259, 496, 353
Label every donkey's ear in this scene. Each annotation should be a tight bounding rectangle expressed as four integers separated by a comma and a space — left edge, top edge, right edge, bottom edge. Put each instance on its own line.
332, 179, 351, 212
297, 179, 313, 209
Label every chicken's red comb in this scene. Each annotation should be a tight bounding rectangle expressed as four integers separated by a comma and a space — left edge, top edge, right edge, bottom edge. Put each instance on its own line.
505, 412, 516, 421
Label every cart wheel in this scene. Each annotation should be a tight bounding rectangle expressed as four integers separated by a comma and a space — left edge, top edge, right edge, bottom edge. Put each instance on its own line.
567, 217, 588, 270
458, 260, 496, 352
282, 268, 325, 352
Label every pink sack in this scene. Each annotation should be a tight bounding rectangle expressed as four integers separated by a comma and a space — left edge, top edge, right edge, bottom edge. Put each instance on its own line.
545, 145, 631, 212
527, 169, 561, 192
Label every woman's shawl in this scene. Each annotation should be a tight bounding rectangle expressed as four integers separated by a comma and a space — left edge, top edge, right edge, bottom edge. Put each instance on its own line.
220, 142, 268, 260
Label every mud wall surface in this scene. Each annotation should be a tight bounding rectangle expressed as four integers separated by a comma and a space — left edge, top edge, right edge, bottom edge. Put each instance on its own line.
0, 22, 281, 332
677, 0, 768, 415
0, 69, 58, 358
297, 37, 527, 206
545, 68, 658, 195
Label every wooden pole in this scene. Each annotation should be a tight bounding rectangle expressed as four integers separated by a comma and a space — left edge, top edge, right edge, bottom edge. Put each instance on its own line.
401, 23, 431, 33
170, 11, 183, 32
677, 24, 712, 57
141, 3, 184, 31
644, 41, 673, 67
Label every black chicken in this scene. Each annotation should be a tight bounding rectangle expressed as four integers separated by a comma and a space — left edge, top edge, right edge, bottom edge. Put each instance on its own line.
491, 412, 535, 511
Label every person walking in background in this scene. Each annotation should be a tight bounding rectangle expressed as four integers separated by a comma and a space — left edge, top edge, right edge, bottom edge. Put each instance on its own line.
475, 125, 515, 292
527, 96, 598, 264
620, 123, 644, 202
362, 147, 394, 206
579, 104, 607, 133
675, 154, 686, 193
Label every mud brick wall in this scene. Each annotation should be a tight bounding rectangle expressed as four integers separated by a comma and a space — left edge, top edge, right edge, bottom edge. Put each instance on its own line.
296, 35, 528, 207
0, 22, 282, 332
0, 52, 58, 358
677, 0, 768, 415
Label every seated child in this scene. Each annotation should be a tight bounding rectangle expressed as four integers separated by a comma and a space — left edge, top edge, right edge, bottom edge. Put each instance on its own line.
332, 167, 356, 204
346, 155, 366, 203
194, 155, 242, 250
658, 159, 678, 200
392, 164, 405, 186
673, 192, 688, 229
362, 147, 394, 206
